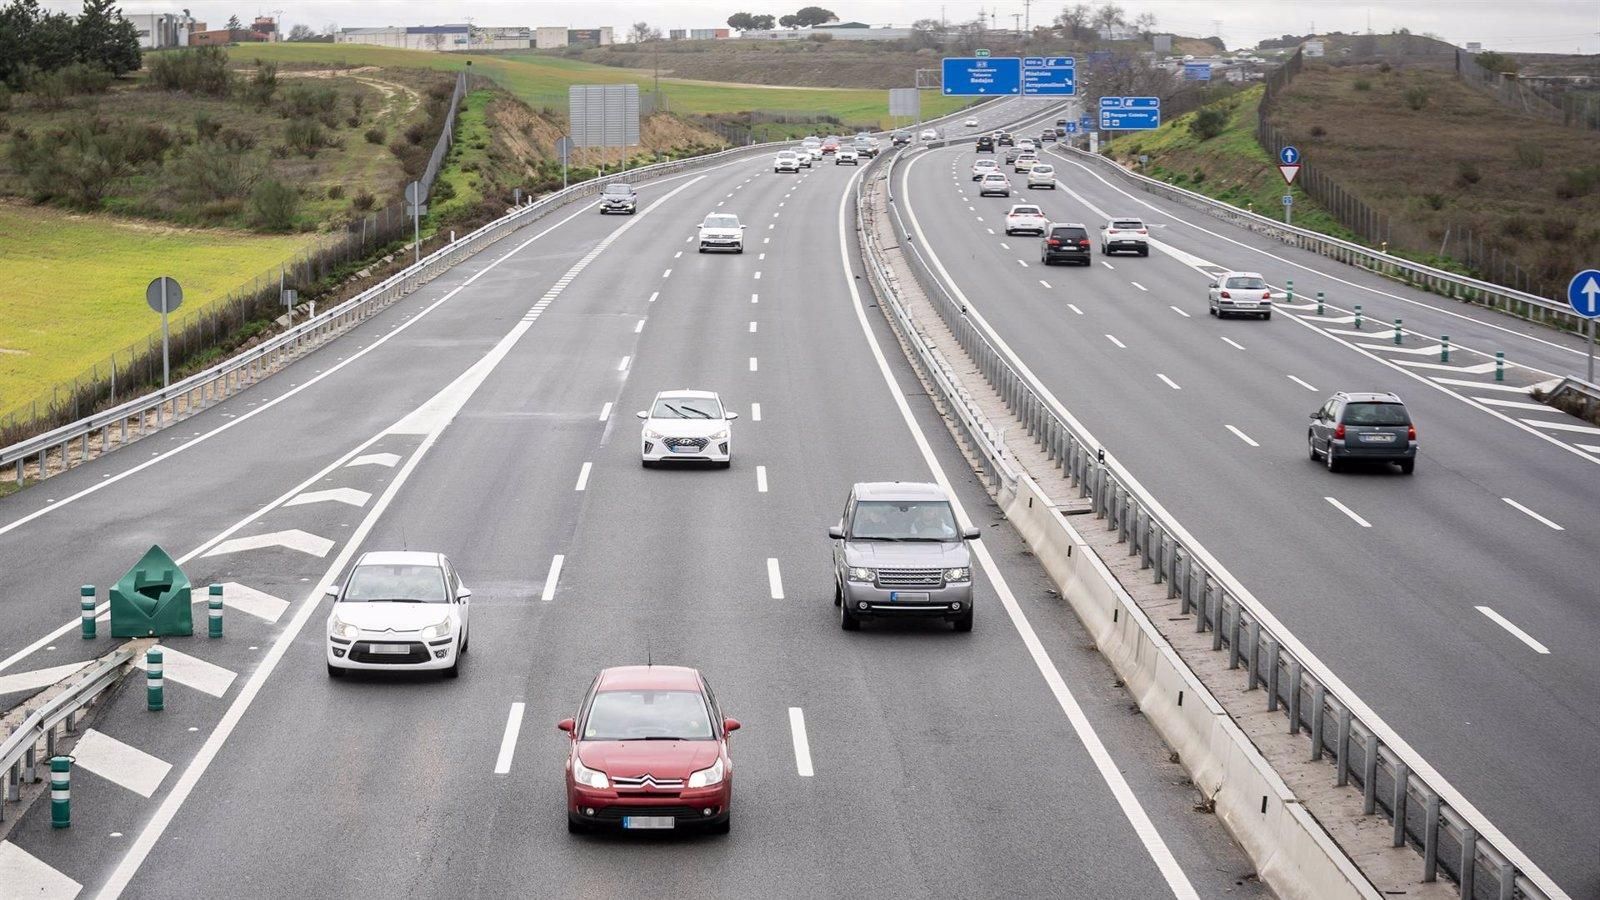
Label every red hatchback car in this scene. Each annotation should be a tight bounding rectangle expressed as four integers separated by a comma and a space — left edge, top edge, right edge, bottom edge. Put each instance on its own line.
558, 665, 739, 834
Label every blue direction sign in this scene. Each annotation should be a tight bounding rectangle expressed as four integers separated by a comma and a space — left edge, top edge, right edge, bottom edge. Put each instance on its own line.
1022, 56, 1075, 96
942, 57, 1021, 95
1099, 96, 1161, 130
1079, 115, 1093, 130
1568, 270, 1600, 319
1279, 145, 1302, 165
1282, 194, 1294, 207
1183, 63, 1212, 81
1064, 121, 1078, 134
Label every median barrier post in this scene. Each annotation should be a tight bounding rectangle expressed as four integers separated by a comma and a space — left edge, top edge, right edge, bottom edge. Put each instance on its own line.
207, 583, 223, 638
1354, 304, 1363, 329
49, 757, 70, 828
1423, 791, 1441, 881
1392, 763, 1410, 847
1316, 290, 1325, 315
1495, 351, 1505, 381
146, 647, 163, 711
1441, 336, 1450, 363
1394, 318, 1403, 345
1286, 279, 1294, 304
1362, 734, 1379, 814
80, 585, 96, 639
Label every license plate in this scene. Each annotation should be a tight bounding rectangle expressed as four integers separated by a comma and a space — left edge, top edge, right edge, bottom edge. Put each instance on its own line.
889, 592, 930, 603
671, 445, 698, 453
369, 644, 410, 654
623, 816, 675, 830
1363, 433, 1395, 442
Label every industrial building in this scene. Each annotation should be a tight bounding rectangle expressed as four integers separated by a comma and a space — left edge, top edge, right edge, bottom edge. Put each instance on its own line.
337, 24, 534, 52
669, 28, 731, 40
533, 27, 615, 49
126, 11, 197, 49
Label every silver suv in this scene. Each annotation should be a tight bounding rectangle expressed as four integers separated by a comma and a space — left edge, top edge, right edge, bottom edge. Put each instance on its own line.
828, 482, 979, 632
1308, 392, 1417, 474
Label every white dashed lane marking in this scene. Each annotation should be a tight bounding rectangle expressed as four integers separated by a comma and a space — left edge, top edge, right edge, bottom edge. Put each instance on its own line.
1226, 425, 1259, 447
541, 555, 565, 602
575, 463, 592, 492
1476, 606, 1551, 654
1324, 497, 1372, 528
1503, 498, 1563, 531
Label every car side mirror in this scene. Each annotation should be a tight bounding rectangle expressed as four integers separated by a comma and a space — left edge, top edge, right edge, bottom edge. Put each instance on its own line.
1099, 224, 1108, 230
324, 586, 339, 600
827, 525, 844, 540
724, 411, 739, 420
723, 717, 741, 735
557, 718, 575, 733
636, 410, 648, 419
1208, 282, 1219, 289
740, 225, 748, 229
457, 588, 472, 601
963, 528, 982, 540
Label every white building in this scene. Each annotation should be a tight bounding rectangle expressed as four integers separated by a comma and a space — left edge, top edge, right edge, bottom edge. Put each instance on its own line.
126, 12, 196, 49
337, 25, 532, 52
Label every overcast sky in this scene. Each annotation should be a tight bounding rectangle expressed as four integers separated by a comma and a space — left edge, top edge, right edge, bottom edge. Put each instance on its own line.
41, 0, 1600, 53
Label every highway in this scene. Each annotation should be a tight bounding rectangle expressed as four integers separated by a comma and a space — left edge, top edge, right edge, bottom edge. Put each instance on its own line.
0, 100, 1271, 899
894, 137, 1600, 894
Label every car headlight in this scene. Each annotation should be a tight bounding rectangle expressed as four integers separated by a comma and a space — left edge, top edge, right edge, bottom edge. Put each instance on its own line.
643, 428, 664, 441
944, 567, 971, 582
710, 429, 729, 441
847, 566, 875, 582
329, 615, 359, 640
686, 757, 724, 789
419, 617, 452, 641
572, 757, 609, 790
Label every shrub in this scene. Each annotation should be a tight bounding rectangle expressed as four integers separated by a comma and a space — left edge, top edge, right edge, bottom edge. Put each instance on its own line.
1188, 107, 1228, 140
427, 81, 454, 101
403, 122, 428, 145
1515, 142, 1544, 169
280, 83, 337, 119
1455, 160, 1481, 187
317, 110, 341, 130
327, 184, 345, 200
352, 189, 375, 211
1554, 167, 1599, 199
1422, 193, 1446, 211
59, 63, 112, 95
0, 85, 11, 112
346, 114, 361, 128
249, 179, 299, 231
214, 127, 257, 151
174, 141, 260, 202
1309, 124, 1326, 137
244, 61, 278, 106
1541, 218, 1576, 242
28, 70, 70, 109
284, 118, 326, 157
1378, 61, 1392, 73
193, 111, 222, 141
364, 126, 386, 144
1403, 85, 1429, 110
148, 47, 233, 97
1352, 78, 1372, 91
1502, 216, 1531, 239
1190, 168, 1206, 184
809, 32, 833, 42
350, 92, 366, 116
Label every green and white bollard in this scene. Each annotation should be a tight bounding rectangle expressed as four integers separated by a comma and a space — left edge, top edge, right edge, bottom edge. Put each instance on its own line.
146, 647, 164, 711
1495, 351, 1505, 382
208, 583, 224, 639
1441, 336, 1450, 363
1354, 305, 1363, 329
1394, 318, 1404, 345
1316, 291, 1325, 316
80, 585, 95, 640
1286, 279, 1294, 304
50, 756, 70, 829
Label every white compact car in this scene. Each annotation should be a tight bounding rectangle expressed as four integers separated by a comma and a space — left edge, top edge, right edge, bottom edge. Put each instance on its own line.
774, 151, 801, 173
698, 213, 745, 253
1208, 271, 1273, 319
1013, 152, 1038, 173
920, 128, 938, 141
639, 390, 738, 468
1100, 217, 1149, 256
971, 158, 999, 180
1027, 163, 1057, 189
797, 151, 813, 168
326, 551, 470, 678
978, 172, 1012, 197
1016, 139, 1036, 152
964, 117, 979, 128
835, 147, 859, 165
1004, 204, 1049, 236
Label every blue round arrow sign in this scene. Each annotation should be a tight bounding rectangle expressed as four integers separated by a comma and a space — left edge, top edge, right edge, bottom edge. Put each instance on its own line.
1568, 269, 1600, 319
1279, 145, 1300, 165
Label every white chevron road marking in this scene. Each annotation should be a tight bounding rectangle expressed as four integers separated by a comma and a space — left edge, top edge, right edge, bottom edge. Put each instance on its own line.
202, 529, 335, 559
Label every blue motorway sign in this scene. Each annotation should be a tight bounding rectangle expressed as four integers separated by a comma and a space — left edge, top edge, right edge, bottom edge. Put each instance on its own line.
942, 57, 1021, 95
1063, 121, 1078, 134
1098, 96, 1161, 130
1279, 145, 1301, 165
1568, 269, 1600, 319
1022, 56, 1075, 96
1183, 63, 1212, 81
1079, 115, 1093, 130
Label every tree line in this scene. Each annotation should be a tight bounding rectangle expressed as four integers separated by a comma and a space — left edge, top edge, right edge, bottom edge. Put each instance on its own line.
0, 0, 140, 90
725, 8, 837, 31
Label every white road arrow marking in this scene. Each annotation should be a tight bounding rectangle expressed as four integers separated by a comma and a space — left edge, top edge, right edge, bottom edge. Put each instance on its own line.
209, 583, 289, 623
203, 529, 334, 559
347, 453, 399, 468
284, 488, 371, 508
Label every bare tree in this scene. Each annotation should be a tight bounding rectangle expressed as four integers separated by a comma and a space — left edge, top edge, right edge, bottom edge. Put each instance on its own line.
1091, 3, 1125, 31
1133, 12, 1157, 37
426, 32, 445, 51
1054, 4, 1092, 40
628, 21, 661, 43
1082, 52, 1176, 107
910, 17, 947, 49
287, 23, 314, 41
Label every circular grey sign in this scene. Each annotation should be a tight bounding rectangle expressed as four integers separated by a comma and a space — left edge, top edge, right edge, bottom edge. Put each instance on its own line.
404, 181, 421, 204
556, 136, 574, 161
145, 276, 183, 314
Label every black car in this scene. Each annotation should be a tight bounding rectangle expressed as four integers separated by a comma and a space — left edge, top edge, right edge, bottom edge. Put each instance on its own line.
599, 183, 637, 215
1039, 130, 1057, 143
1308, 392, 1417, 474
997, 132, 1015, 147
891, 130, 912, 146
1040, 223, 1092, 266
976, 135, 995, 152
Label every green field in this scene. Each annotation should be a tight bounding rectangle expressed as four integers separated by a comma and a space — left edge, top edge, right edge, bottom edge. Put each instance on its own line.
0, 203, 320, 422
233, 44, 971, 126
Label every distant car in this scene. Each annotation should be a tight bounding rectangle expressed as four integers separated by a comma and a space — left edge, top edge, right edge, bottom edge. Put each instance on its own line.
1308, 391, 1417, 474
774, 151, 801, 174
829, 481, 979, 632
1056, 118, 1068, 127
559, 665, 738, 834
1016, 139, 1035, 152
891, 130, 912, 146
920, 128, 939, 141
1013, 152, 1038, 173
1026, 163, 1057, 189
797, 151, 813, 168
1100, 218, 1149, 256
978, 172, 1011, 197
821, 137, 840, 155
697, 213, 745, 254
1040, 222, 1092, 265
598, 183, 637, 215
835, 147, 859, 165
997, 132, 1015, 147
325, 551, 470, 679
851, 138, 878, 158
1003, 145, 1022, 164
964, 117, 979, 128
976, 134, 995, 152
1208, 271, 1273, 319
1004, 204, 1049, 236
638, 389, 737, 467
1039, 130, 1057, 143
971, 159, 999, 180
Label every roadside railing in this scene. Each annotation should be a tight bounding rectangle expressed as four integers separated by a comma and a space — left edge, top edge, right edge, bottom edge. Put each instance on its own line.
869, 143, 1568, 900
1, 648, 136, 822
1051, 144, 1588, 335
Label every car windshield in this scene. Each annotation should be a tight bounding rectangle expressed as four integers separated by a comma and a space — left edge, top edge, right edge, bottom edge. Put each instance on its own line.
584, 690, 714, 740
1012, 206, 1042, 216
984, 174, 1007, 182
343, 564, 448, 603
851, 500, 961, 541
1053, 227, 1087, 239
602, 185, 632, 196
1112, 220, 1143, 229
1343, 403, 1410, 426
651, 397, 722, 419
975, 161, 996, 167
702, 215, 740, 229
777, 151, 797, 157
1032, 165, 1054, 174
1225, 276, 1266, 289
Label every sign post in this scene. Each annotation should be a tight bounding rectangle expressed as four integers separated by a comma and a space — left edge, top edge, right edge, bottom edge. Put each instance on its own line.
145, 277, 183, 388
556, 137, 574, 191
1021, 56, 1075, 96
1277, 145, 1302, 186
1567, 269, 1600, 386
404, 181, 422, 265
1282, 193, 1294, 226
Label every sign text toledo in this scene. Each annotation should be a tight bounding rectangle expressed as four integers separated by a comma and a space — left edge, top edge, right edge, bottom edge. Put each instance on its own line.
942, 57, 1021, 95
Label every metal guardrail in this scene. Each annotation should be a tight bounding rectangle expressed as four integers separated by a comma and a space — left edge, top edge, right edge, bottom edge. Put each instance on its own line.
1, 648, 135, 822
869, 144, 1566, 900
1051, 144, 1588, 334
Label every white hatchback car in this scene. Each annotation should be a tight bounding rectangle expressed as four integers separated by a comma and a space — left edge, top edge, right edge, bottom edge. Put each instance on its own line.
1013, 152, 1039, 173
1208, 271, 1274, 319
971, 158, 999, 180
920, 128, 939, 141
639, 390, 738, 467
698, 213, 745, 253
1026, 163, 1057, 189
774, 151, 801, 173
964, 117, 979, 128
1004, 204, 1049, 236
326, 551, 471, 678
978, 172, 1012, 197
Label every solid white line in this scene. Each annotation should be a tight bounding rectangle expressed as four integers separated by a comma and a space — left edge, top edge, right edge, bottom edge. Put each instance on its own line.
756, 465, 768, 493
1105, 334, 1126, 349
1067, 303, 1083, 315
1221, 337, 1246, 350
749, 321, 758, 333
1502, 497, 1563, 531
634, 319, 645, 333
1226, 425, 1259, 447
840, 163, 1198, 899
598, 402, 612, 422
493, 703, 526, 773
1039, 280, 1052, 288
1156, 373, 1181, 390
1324, 497, 1372, 528
541, 555, 564, 602
751, 403, 762, 421
788, 707, 814, 777
574, 462, 592, 491
1131, 281, 1147, 292
767, 558, 784, 599
1475, 607, 1551, 654
1169, 306, 1190, 318
749, 357, 759, 372
1288, 375, 1318, 391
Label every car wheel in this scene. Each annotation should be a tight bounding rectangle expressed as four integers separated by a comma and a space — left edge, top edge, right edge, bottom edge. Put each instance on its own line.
840, 601, 860, 631
567, 817, 589, 835
719, 459, 732, 469
833, 578, 842, 607
1326, 445, 1341, 473
1138, 248, 1148, 257
444, 656, 460, 678
697, 248, 706, 254
952, 610, 974, 632
327, 663, 345, 678
710, 815, 731, 835
1399, 459, 1416, 475
1262, 312, 1272, 320
735, 246, 744, 254
1307, 431, 1320, 461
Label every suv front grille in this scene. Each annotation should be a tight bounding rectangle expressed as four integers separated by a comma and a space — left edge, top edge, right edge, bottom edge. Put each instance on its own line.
348, 641, 429, 664
664, 437, 708, 451
612, 774, 686, 790
876, 568, 944, 589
